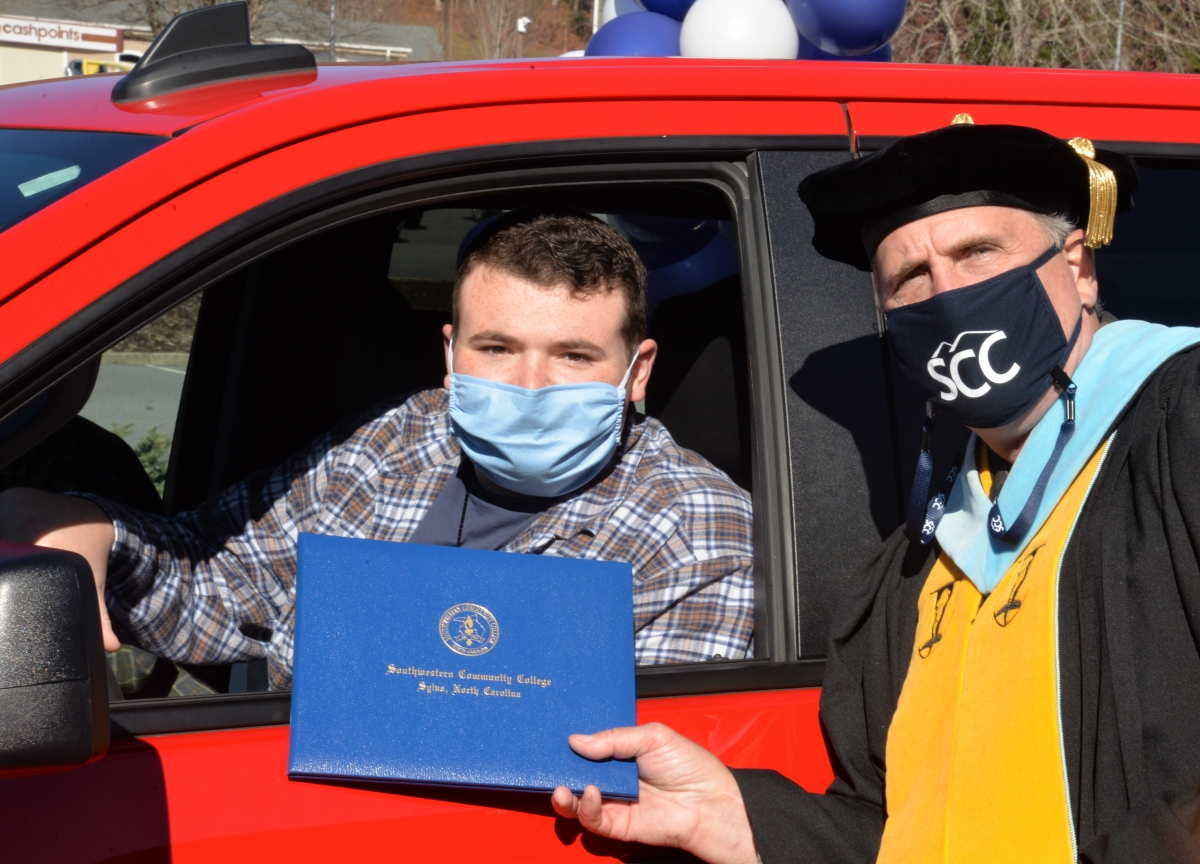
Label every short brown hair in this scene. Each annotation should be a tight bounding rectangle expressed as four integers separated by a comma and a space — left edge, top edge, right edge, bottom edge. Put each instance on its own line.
453, 211, 648, 356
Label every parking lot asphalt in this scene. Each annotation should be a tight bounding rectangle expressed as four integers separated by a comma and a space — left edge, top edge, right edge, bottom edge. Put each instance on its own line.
79, 363, 187, 448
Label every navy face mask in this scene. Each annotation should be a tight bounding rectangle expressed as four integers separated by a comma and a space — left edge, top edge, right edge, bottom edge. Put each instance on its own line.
885, 246, 1081, 430
886, 246, 1086, 548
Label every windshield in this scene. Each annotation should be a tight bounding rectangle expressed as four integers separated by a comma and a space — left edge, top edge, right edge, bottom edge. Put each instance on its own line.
0, 129, 164, 233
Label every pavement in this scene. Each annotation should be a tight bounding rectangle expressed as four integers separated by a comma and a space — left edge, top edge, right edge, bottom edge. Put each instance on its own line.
79, 363, 187, 447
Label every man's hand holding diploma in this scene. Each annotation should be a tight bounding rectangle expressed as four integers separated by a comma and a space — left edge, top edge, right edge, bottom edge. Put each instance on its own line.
551, 722, 758, 864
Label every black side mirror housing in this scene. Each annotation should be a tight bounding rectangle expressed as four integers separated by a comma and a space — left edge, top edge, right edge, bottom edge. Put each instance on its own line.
0, 542, 109, 777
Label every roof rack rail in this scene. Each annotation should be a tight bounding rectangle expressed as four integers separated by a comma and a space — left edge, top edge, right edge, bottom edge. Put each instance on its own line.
111, 1, 315, 104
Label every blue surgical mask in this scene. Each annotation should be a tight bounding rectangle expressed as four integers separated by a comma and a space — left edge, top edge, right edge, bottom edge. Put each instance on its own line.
447, 342, 638, 497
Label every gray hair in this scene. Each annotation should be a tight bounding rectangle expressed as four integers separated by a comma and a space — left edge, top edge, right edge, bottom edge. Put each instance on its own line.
1032, 212, 1075, 249
1031, 210, 1103, 312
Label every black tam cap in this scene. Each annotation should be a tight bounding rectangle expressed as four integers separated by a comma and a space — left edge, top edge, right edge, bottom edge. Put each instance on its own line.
798, 120, 1139, 271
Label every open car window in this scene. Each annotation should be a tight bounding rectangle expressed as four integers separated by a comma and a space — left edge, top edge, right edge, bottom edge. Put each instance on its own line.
0, 299, 205, 697
0, 177, 756, 702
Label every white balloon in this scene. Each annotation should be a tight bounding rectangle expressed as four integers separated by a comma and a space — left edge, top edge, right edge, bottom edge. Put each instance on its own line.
680, 0, 799, 59
601, 0, 646, 25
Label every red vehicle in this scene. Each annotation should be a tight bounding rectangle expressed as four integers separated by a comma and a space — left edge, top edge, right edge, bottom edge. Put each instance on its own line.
1, 4, 1199, 860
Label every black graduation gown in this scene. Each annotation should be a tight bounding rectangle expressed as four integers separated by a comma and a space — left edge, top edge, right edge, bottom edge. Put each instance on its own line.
733, 346, 1200, 863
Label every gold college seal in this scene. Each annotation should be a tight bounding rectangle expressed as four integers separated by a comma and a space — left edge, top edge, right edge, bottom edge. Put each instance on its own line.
439, 604, 499, 656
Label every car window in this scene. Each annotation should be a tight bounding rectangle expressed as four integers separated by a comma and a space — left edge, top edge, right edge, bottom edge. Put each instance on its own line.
0, 295, 213, 697
3, 181, 756, 702
1094, 161, 1200, 326
0, 129, 164, 233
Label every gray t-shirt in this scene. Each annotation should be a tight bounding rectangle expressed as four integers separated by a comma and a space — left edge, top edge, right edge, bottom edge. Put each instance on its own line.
407, 464, 552, 550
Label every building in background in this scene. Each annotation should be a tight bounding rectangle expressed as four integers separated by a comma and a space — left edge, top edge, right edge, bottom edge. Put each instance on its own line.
0, 0, 441, 87
0, 6, 136, 85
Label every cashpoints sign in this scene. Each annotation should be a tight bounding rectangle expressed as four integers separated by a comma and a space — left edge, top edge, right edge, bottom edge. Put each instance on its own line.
0, 15, 122, 54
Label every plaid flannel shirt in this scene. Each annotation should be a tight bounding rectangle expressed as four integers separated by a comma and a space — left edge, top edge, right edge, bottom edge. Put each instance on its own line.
88, 389, 755, 689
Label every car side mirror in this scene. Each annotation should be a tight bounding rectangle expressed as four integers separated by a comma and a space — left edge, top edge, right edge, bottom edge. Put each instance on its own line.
0, 541, 109, 777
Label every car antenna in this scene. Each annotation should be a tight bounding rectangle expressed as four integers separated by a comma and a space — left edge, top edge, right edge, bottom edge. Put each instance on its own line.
111, 1, 315, 104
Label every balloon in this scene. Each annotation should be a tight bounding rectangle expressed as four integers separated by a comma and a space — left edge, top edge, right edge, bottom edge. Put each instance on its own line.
608, 215, 739, 311
798, 34, 892, 61
610, 216, 738, 311
610, 215, 717, 269
645, 227, 739, 309
679, 0, 800, 60
640, 0, 697, 22
786, 0, 906, 57
456, 214, 502, 268
586, 11, 681, 56
600, 0, 647, 26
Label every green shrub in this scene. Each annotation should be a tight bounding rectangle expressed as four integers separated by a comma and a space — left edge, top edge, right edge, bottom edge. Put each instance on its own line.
112, 423, 172, 495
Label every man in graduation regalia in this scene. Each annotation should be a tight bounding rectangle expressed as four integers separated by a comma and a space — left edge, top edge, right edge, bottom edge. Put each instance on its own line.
550, 120, 1200, 863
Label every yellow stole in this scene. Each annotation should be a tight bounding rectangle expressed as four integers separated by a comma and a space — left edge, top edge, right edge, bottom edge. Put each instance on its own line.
877, 439, 1111, 864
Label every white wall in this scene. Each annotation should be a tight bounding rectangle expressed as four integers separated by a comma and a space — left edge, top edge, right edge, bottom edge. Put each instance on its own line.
0, 44, 66, 85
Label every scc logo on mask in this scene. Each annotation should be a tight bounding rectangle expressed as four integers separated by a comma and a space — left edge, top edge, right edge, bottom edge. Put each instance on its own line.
927, 330, 1021, 401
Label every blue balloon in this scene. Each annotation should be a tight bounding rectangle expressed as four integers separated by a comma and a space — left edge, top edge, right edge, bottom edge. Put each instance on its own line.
639, 0, 696, 22
786, 0, 905, 57
608, 215, 738, 311
798, 35, 892, 61
610, 215, 717, 268
585, 11, 681, 57
645, 227, 739, 311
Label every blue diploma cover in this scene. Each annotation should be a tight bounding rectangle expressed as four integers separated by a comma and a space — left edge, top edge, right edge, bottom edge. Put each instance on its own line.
288, 534, 639, 798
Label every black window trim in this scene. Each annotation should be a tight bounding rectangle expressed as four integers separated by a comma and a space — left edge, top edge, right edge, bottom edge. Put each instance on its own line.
0, 135, 847, 738
744, 151, 799, 665
856, 137, 1200, 159
110, 656, 829, 738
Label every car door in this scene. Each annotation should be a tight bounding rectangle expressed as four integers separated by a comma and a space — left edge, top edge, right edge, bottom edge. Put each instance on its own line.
0, 83, 871, 861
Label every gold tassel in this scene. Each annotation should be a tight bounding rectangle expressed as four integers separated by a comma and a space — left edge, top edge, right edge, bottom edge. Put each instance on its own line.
1067, 137, 1117, 248
951, 113, 974, 125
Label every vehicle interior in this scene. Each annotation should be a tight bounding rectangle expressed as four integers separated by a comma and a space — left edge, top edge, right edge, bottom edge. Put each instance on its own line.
0, 180, 753, 700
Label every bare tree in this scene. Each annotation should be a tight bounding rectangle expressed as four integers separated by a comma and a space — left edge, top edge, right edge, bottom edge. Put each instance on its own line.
334, 0, 387, 22
1123, 0, 1200, 72
893, 0, 963, 64
471, 0, 521, 58
71, 0, 274, 36
893, 0, 1200, 73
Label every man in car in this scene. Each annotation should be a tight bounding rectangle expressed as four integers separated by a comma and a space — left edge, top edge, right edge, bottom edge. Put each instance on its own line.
551, 123, 1200, 862
0, 209, 754, 687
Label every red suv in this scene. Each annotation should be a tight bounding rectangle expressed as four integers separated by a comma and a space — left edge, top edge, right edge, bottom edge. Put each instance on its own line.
1, 4, 1199, 860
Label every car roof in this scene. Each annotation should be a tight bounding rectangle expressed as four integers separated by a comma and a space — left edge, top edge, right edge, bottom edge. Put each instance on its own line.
2, 57, 1200, 142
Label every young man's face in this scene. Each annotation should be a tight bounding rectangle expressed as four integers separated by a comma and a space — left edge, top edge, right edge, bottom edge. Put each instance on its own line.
442, 263, 656, 403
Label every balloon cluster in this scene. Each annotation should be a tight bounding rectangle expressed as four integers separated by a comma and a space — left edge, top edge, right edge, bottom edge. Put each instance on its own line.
585, 0, 905, 61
